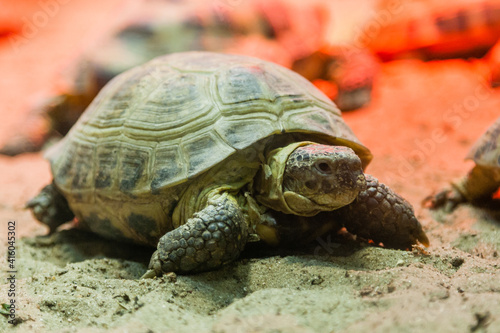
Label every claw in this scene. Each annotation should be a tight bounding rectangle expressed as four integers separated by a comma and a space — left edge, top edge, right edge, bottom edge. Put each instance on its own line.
417, 228, 430, 247
140, 269, 158, 279
142, 250, 162, 279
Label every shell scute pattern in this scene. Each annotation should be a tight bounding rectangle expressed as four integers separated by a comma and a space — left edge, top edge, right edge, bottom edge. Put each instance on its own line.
214, 117, 276, 150
79, 66, 147, 131
94, 143, 120, 189
125, 72, 210, 132
53, 140, 94, 192
282, 108, 354, 140
52, 140, 76, 183
70, 144, 94, 190
119, 145, 151, 193
181, 131, 236, 176
217, 65, 269, 104
151, 145, 186, 192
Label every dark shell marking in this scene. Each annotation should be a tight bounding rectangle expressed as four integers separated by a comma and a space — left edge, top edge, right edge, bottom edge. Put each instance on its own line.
127, 213, 160, 245
80, 213, 128, 242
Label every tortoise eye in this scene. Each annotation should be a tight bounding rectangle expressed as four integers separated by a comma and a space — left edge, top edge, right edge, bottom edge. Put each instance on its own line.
315, 161, 332, 174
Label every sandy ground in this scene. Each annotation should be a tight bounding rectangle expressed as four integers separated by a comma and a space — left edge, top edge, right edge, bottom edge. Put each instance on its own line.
1, 1, 500, 332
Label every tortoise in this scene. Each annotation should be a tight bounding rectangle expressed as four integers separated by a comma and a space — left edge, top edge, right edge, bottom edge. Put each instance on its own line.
27, 52, 428, 276
430, 117, 500, 211
0, 0, 378, 156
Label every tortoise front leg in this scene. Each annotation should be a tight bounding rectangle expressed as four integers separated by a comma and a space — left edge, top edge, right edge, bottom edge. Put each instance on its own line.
330, 175, 429, 250
142, 194, 248, 277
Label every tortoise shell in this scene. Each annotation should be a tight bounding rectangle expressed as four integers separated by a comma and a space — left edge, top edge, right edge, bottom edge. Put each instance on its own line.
466, 117, 500, 168
46, 51, 372, 244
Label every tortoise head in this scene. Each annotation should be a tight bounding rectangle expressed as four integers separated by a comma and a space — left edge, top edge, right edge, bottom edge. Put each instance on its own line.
282, 144, 366, 213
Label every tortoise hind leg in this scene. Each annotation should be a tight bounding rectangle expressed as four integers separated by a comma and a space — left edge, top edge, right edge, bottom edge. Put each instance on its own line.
142, 194, 248, 277
330, 175, 429, 250
26, 182, 75, 234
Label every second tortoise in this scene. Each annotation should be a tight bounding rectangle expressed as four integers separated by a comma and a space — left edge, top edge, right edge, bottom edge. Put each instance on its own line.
431, 117, 500, 211
27, 52, 428, 276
